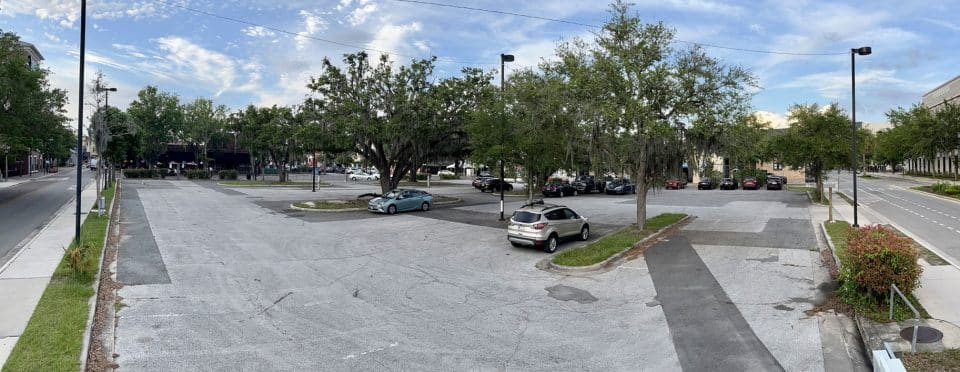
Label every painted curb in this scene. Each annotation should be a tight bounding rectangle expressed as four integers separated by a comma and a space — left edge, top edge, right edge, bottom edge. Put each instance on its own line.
543, 215, 693, 274
289, 197, 463, 213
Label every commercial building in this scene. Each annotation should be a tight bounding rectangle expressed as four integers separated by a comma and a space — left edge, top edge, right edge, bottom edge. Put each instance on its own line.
904, 75, 960, 175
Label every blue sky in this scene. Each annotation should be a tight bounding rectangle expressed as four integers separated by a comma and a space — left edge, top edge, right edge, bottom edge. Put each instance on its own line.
2, 0, 959, 131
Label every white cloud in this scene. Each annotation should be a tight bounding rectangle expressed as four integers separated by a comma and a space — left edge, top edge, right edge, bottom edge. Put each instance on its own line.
155, 36, 240, 96
921, 18, 960, 32
368, 22, 423, 61
347, 3, 378, 26
295, 10, 330, 50
243, 26, 276, 38
753, 111, 788, 129
2, 0, 80, 27
634, 0, 743, 17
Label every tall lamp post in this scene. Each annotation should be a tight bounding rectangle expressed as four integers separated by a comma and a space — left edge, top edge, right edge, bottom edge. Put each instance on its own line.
96, 85, 117, 189
851, 46, 871, 228
76, 0, 87, 246
499, 53, 514, 221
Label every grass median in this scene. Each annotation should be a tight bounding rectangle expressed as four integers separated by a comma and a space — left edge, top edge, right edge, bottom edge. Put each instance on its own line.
220, 180, 325, 187
912, 185, 960, 201
551, 213, 686, 267
822, 220, 931, 322
3, 185, 115, 372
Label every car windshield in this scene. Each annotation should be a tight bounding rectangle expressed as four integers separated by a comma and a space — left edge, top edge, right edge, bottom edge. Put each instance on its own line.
512, 211, 541, 223
700, 178, 711, 182
722, 178, 732, 182
383, 190, 400, 199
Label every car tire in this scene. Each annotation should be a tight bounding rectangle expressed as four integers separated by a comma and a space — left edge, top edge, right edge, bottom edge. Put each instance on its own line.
387, 205, 397, 215
421, 202, 430, 211
544, 234, 559, 253
511, 242, 523, 248
580, 226, 590, 241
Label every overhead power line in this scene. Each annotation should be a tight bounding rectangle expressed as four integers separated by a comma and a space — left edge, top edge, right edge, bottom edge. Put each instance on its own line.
151, 0, 495, 65
389, 0, 847, 56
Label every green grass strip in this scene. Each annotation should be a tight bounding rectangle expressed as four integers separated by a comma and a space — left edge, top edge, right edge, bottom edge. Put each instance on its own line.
823, 220, 851, 258
220, 180, 325, 187
552, 213, 686, 267
902, 349, 960, 372
3, 185, 115, 372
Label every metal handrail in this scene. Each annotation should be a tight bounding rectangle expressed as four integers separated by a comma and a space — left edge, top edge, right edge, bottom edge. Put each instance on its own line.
889, 283, 920, 353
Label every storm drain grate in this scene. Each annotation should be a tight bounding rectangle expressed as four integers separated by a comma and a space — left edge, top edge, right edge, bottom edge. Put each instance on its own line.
900, 326, 943, 344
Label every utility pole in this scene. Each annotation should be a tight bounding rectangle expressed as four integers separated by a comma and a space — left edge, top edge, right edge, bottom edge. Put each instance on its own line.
76, 0, 87, 246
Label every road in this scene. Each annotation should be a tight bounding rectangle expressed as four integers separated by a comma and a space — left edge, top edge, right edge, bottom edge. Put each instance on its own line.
0, 169, 93, 266
836, 171, 960, 265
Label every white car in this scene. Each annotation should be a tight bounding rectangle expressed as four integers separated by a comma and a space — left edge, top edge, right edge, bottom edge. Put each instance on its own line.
437, 170, 455, 176
350, 172, 376, 181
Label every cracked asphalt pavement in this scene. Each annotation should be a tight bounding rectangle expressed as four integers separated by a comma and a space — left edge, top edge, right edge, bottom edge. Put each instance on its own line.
114, 176, 832, 371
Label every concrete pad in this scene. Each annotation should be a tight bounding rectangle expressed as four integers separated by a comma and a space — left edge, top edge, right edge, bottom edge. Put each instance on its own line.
0, 277, 51, 337
914, 265, 960, 326
0, 336, 17, 364
693, 244, 825, 372
0, 258, 60, 279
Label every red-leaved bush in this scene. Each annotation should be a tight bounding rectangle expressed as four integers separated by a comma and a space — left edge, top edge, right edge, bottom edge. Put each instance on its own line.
839, 225, 922, 299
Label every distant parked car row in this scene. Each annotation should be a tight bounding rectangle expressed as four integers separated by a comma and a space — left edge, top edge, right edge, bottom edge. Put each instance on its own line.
697, 175, 785, 191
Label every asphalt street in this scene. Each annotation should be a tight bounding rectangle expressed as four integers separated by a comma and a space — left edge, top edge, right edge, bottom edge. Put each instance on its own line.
0, 169, 92, 266
112, 176, 831, 371
836, 172, 960, 265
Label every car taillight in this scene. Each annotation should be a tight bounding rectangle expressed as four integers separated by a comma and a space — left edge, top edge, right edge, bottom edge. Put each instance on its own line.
533, 223, 548, 230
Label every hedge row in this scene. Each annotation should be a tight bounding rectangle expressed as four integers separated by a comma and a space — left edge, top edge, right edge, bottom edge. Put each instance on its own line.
218, 170, 238, 180
123, 169, 162, 178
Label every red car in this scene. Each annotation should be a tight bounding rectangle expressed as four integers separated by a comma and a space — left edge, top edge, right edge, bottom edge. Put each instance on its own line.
664, 179, 686, 189
742, 177, 759, 190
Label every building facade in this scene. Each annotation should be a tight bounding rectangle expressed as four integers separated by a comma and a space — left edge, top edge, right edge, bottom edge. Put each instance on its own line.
905, 75, 960, 175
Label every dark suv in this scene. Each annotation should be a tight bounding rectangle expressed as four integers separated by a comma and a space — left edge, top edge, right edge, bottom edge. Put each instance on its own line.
605, 179, 635, 195
572, 175, 604, 194
542, 180, 578, 197
479, 178, 514, 192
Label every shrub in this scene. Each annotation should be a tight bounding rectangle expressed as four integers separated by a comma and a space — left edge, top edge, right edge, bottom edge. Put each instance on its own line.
185, 169, 211, 179
218, 170, 239, 180
945, 185, 960, 195
122, 169, 160, 179
64, 242, 98, 280
838, 225, 922, 304
416, 173, 428, 181
932, 182, 950, 193
440, 173, 458, 180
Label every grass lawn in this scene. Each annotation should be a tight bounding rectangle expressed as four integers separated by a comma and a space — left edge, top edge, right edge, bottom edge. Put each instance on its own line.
220, 180, 326, 187
3, 185, 115, 372
822, 220, 931, 322
294, 195, 459, 210
902, 349, 960, 372
293, 199, 367, 209
913, 185, 960, 201
551, 213, 686, 267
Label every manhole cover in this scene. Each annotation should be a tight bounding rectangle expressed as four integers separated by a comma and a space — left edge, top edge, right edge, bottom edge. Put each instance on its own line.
900, 326, 943, 344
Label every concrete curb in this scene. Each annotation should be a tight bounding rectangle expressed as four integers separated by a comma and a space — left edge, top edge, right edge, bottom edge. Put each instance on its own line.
80, 182, 119, 371
542, 215, 693, 274
819, 220, 876, 365
217, 182, 328, 188
289, 197, 463, 213
820, 221, 844, 270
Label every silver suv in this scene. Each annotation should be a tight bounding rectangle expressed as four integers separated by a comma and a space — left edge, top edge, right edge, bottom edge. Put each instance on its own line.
507, 202, 589, 253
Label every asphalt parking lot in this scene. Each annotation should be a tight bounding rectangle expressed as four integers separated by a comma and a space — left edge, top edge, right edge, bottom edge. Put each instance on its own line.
113, 177, 830, 371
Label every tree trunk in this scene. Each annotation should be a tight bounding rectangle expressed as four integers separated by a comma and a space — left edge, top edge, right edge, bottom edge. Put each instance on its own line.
635, 171, 648, 230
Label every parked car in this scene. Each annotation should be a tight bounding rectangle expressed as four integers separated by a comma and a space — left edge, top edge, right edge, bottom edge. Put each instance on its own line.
367, 189, 433, 214
572, 175, 604, 194
697, 178, 716, 190
605, 179, 636, 195
49, 165, 59, 173
437, 169, 455, 177
719, 178, 739, 190
472, 176, 494, 189
804, 173, 816, 183
350, 172, 377, 181
766, 176, 783, 190
742, 177, 759, 190
664, 179, 686, 189
766, 173, 787, 184
507, 201, 590, 253
542, 180, 578, 197
480, 178, 514, 192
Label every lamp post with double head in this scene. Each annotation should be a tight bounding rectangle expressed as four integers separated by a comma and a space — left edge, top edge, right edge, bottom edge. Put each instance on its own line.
499, 53, 514, 221
95, 85, 117, 189
851, 46, 871, 228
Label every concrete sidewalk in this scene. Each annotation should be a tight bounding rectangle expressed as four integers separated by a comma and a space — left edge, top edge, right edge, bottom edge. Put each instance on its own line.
0, 181, 98, 366
830, 191, 960, 327
865, 171, 951, 186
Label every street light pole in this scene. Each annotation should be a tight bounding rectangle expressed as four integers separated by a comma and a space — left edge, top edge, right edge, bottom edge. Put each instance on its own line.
95, 85, 117, 192
851, 46, 871, 228
499, 53, 514, 221
76, 0, 86, 246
